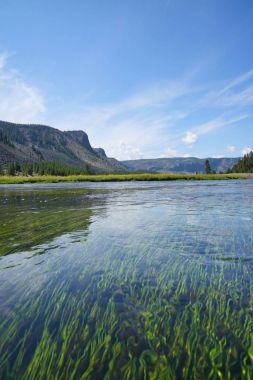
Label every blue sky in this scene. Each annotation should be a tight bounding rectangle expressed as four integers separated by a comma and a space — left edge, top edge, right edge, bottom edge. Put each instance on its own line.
0, 0, 253, 159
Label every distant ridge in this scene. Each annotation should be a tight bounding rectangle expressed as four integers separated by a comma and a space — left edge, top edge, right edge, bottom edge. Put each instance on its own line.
0, 120, 126, 173
122, 157, 240, 173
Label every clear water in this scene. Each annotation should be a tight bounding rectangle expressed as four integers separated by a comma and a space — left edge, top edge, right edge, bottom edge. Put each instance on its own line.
0, 180, 253, 379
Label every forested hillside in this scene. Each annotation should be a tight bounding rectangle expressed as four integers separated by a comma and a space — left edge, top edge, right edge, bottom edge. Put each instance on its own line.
231, 151, 253, 173
0, 120, 126, 173
123, 157, 239, 174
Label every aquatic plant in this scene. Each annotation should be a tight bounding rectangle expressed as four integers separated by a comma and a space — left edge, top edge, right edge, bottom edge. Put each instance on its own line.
0, 181, 253, 379
0, 188, 103, 256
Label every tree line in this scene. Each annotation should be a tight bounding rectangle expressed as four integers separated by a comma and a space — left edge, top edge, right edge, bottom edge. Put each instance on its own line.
0, 161, 92, 176
229, 151, 253, 173
0, 152, 252, 176
0, 130, 15, 148
205, 152, 253, 174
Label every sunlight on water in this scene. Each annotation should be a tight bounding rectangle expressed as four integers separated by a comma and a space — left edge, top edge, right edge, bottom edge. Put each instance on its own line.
0, 180, 253, 379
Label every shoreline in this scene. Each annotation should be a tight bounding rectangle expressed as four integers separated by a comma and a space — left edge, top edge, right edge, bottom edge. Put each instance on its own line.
0, 173, 252, 184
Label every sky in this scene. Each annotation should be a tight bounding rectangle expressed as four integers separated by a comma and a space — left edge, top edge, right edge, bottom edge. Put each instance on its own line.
0, 0, 253, 160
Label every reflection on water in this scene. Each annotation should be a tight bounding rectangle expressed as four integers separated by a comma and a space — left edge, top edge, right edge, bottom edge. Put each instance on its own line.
0, 180, 253, 379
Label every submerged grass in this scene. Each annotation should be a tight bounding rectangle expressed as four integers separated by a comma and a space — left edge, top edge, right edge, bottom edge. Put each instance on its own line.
0, 183, 253, 379
0, 188, 108, 256
1, 238, 253, 379
0, 172, 252, 184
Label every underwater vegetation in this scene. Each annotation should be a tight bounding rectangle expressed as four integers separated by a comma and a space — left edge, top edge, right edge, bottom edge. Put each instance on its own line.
0, 188, 107, 256
0, 180, 253, 379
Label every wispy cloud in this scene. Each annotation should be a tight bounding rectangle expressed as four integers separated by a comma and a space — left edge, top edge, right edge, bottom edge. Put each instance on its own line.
194, 114, 248, 135
219, 69, 253, 94
181, 114, 249, 148
57, 68, 253, 159
0, 52, 10, 70
0, 51, 252, 160
56, 81, 193, 159
203, 69, 253, 109
226, 145, 236, 153
162, 147, 190, 158
0, 52, 46, 123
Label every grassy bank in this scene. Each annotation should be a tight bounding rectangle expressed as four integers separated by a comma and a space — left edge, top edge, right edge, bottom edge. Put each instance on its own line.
0, 172, 252, 184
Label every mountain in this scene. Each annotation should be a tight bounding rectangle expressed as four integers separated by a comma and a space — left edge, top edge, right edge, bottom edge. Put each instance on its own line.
0, 120, 126, 173
122, 157, 240, 173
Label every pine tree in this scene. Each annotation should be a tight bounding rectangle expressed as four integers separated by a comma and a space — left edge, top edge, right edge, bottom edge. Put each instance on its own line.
8, 162, 16, 176
231, 151, 253, 173
204, 159, 212, 174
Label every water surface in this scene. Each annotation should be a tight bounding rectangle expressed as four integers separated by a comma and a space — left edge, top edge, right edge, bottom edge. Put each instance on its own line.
0, 180, 253, 379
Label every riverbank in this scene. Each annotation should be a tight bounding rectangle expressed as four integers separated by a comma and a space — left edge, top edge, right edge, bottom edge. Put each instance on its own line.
0, 172, 252, 184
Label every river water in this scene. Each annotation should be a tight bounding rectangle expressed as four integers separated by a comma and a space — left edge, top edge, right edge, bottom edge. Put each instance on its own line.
0, 180, 253, 379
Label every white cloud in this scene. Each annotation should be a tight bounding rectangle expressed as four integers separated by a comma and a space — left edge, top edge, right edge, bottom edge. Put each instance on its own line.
179, 115, 247, 151
161, 147, 190, 158
55, 69, 253, 159
0, 53, 249, 161
0, 52, 10, 70
226, 145, 236, 153
0, 52, 46, 123
242, 147, 252, 156
49, 67, 253, 159
108, 142, 143, 160
181, 131, 198, 146
55, 81, 192, 159
164, 147, 179, 157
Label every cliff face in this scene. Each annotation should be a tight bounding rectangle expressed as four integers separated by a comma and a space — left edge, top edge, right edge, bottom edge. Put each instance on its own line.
0, 121, 126, 173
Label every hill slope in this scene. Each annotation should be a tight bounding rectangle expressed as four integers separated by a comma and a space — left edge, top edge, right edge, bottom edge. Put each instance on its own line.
122, 157, 240, 173
0, 121, 126, 173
